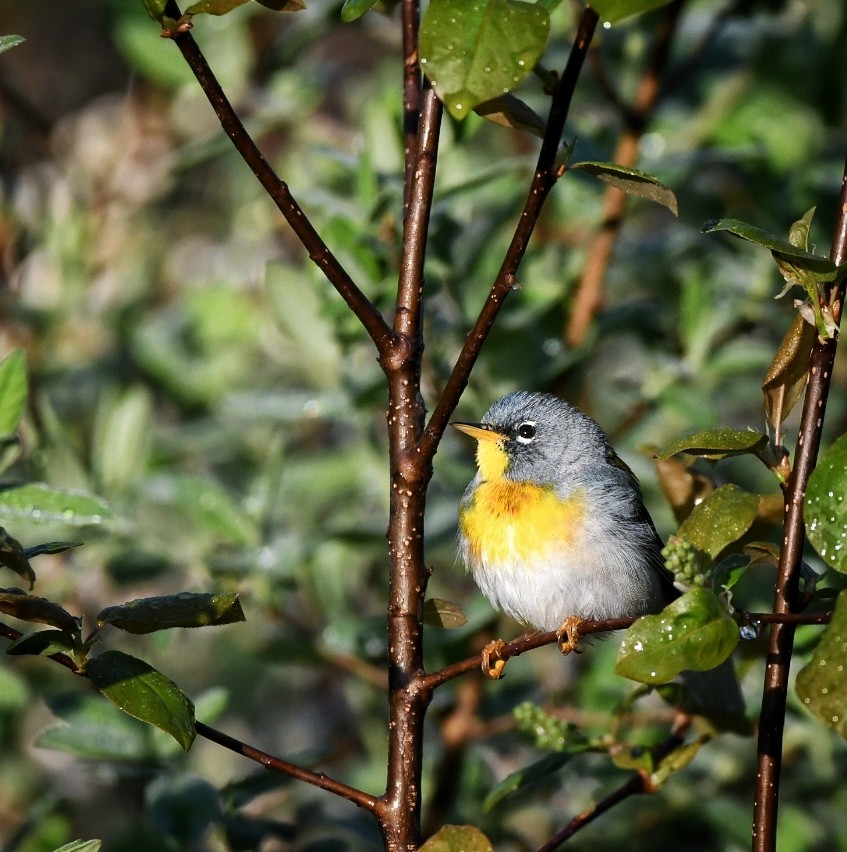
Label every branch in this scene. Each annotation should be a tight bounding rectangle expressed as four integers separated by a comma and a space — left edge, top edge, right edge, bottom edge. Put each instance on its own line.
566, 0, 684, 347
0, 620, 376, 812
161, 2, 393, 354
423, 610, 832, 691
752, 155, 847, 852
402, 0, 423, 222
417, 6, 601, 460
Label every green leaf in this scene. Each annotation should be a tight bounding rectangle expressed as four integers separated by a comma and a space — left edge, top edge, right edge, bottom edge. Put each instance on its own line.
420, 825, 494, 852
796, 590, 847, 740
86, 650, 196, 751
341, 0, 379, 21
702, 218, 841, 282
0, 350, 27, 437
0, 35, 24, 54
570, 162, 678, 216
183, 0, 250, 15
92, 386, 153, 495
805, 432, 847, 572
254, 0, 306, 9
589, 0, 677, 24
141, 0, 169, 21
474, 93, 546, 137
676, 484, 760, 559
37, 692, 156, 761
657, 428, 768, 461
788, 207, 816, 251
649, 735, 711, 789
0, 589, 81, 636
483, 751, 574, 811
0, 527, 35, 587
422, 597, 468, 629
146, 774, 222, 848
97, 592, 245, 634
419, 0, 550, 120
6, 629, 77, 657
615, 588, 739, 684
0, 483, 111, 526
762, 314, 814, 435
23, 541, 82, 559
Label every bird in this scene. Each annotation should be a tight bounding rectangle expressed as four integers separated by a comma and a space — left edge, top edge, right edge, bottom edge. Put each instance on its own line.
453, 391, 687, 680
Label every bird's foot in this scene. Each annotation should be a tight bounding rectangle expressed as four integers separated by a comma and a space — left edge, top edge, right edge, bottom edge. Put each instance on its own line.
481, 638, 508, 679
556, 616, 585, 656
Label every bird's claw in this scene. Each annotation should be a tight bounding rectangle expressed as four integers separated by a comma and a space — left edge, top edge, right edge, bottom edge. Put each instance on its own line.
556, 616, 585, 656
481, 638, 508, 679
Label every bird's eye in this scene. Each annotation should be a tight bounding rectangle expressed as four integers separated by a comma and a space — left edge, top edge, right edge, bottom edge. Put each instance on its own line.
516, 422, 537, 443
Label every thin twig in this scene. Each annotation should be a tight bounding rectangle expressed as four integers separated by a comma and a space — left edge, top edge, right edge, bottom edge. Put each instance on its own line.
195, 722, 378, 812
752, 157, 847, 852
402, 0, 422, 221
417, 7, 601, 462
162, 1, 393, 353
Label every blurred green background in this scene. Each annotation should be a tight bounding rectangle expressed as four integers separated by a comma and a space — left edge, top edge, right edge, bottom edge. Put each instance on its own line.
1, 0, 847, 849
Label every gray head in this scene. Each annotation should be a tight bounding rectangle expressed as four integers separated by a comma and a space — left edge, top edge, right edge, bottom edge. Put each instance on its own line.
459, 391, 615, 486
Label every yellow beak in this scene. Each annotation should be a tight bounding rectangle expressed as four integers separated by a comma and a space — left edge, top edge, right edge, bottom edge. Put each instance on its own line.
451, 422, 507, 443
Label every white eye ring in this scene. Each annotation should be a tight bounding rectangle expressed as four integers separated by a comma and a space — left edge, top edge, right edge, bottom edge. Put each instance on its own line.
516, 421, 537, 443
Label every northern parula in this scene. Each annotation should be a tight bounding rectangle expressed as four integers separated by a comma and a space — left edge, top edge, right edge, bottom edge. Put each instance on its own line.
454, 391, 678, 677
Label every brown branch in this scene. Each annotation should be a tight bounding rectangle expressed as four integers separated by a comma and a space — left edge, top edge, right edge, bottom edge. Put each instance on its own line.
195, 721, 378, 812
417, 6, 601, 462
402, 0, 422, 222
752, 157, 847, 852
161, 1, 393, 354
566, 0, 685, 347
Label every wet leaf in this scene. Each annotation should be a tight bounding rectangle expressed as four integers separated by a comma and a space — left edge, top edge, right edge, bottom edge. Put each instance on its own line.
483, 751, 574, 811
570, 162, 678, 216
423, 597, 467, 629
676, 484, 760, 558
421, 825, 493, 852
419, 0, 550, 120
86, 650, 196, 751
0, 350, 27, 437
762, 314, 814, 434
0, 483, 111, 526
474, 93, 545, 137
796, 590, 847, 740
97, 592, 245, 634
341, 0, 379, 21
805, 432, 847, 572
657, 428, 768, 461
616, 588, 739, 684
0, 589, 81, 636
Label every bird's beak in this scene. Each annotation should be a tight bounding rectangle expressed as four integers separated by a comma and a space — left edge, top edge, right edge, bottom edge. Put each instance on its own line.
451, 422, 506, 443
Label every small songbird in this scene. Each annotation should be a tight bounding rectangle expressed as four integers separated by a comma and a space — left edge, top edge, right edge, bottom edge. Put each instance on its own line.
453, 391, 679, 678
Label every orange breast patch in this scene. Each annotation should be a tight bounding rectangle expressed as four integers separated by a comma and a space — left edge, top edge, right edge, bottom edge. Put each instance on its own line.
460, 479, 584, 566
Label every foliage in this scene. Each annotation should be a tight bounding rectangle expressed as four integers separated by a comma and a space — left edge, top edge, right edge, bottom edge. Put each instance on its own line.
0, 0, 847, 850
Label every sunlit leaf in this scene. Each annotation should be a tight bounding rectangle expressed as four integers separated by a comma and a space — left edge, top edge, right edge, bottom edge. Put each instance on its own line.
657, 428, 768, 461
423, 597, 467, 629
52, 841, 103, 852
649, 735, 711, 789
98, 592, 245, 634
796, 590, 847, 740
570, 161, 678, 216
86, 651, 196, 751
676, 484, 760, 559
805, 432, 847, 572
419, 0, 550, 120
788, 207, 816, 250
0, 483, 111, 526
0, 35, 24, 54
762, 314, 814, 435
420, 825, 494, 852
0, 350, 27, 437
616, 588, 739, 684
653, 456, 714, 523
